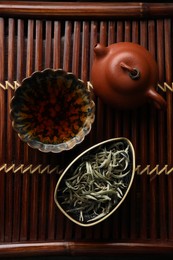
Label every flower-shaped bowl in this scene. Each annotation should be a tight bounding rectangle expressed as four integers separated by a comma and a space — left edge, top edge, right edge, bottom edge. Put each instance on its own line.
10, 69, 95, 153
54, 137, 135, 227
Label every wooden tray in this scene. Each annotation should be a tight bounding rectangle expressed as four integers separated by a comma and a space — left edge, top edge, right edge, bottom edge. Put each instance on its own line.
0, 1, 173, 257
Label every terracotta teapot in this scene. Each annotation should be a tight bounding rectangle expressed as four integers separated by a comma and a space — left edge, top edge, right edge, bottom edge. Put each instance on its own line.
91, 42, 166, 110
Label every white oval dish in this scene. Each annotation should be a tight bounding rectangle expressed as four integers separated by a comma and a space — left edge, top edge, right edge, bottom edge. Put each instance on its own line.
54, 137, 135, 227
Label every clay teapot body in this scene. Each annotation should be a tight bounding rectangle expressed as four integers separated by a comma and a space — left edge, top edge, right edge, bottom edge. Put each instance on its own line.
91, 42, 166, 110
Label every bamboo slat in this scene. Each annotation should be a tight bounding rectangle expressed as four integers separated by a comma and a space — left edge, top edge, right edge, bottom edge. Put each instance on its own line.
164, 18, 173, 241
0, 18, 5, 243
148, 19, 157, 241
156, 19, 167, 240
53, 21, 61, 69
0, 2, 173, 18
139, 20, 148, 240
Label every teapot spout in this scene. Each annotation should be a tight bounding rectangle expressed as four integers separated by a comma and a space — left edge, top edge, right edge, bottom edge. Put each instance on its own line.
94, 43, 108, 58
147, 88, 167, 110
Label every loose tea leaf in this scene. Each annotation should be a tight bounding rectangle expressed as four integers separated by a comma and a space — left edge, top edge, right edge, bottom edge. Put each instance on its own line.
58, 141, 131, 223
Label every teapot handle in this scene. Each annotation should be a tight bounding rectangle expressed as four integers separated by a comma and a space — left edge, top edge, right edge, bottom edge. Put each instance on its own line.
146, 88, 166, 110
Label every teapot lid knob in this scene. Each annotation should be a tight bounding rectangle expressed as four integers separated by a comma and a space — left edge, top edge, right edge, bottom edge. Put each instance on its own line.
120, 62, 140, 80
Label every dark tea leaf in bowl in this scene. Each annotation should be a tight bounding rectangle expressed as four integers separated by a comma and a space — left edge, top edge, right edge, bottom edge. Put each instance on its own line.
10, 69, 95, 153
